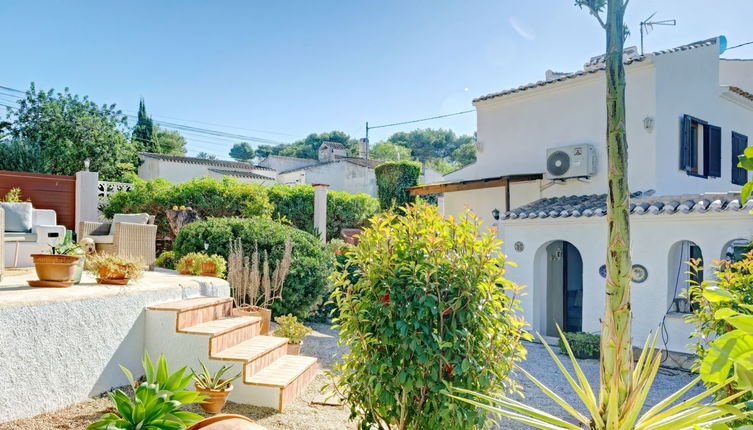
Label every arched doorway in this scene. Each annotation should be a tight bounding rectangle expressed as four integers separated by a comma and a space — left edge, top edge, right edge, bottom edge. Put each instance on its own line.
667, 240, 703, 313
545, 241, 583, 336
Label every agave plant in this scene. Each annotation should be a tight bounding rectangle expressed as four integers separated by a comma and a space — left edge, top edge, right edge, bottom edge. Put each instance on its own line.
448, 328, 750, 430
191, 361, 240, 391
88, 352, 204, 430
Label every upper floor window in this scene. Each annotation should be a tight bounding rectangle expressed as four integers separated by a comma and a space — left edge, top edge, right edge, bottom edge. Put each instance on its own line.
680, 114, 721, 178
732, 132, 749, 186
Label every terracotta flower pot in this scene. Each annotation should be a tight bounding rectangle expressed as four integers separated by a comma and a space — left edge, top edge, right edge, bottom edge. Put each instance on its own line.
286, 342, 302, 355
98, 265, 126, 280
195, 382, 233, 414
180, 259, 194, 275
233, 306, 271, 335
200, 261, 217, 277
31, 254, 82, 282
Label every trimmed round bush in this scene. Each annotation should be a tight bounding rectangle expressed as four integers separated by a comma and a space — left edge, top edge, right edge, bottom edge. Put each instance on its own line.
172, 217, 334, 318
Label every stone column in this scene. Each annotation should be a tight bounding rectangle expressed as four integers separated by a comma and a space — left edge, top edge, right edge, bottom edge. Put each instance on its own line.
312, 184, 329, 243
75, 171, 99, 235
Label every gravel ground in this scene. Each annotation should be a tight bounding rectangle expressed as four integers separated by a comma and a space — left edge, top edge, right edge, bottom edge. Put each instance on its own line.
0, 323, 702, 430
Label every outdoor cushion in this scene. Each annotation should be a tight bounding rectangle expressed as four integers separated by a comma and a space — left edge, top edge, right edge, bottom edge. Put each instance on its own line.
0, 202, 32, 232
85, 235, 114, 244
3, 232, 37, 242
109, 213, 150, 235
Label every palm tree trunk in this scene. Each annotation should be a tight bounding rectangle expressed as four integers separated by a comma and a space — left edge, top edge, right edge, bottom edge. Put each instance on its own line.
599, 0, 633, 421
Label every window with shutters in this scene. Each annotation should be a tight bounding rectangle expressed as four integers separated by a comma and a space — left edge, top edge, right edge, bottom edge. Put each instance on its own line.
679, 114, 721, 178
732, 132, 749, 186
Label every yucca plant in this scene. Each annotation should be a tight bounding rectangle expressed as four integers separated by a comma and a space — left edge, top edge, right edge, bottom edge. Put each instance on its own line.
191, 361, 240, 391
88, 352, 204, 430
449, 327, 750, 429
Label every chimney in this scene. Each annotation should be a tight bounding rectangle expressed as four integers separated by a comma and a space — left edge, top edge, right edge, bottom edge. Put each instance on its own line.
358, 138, 369, 159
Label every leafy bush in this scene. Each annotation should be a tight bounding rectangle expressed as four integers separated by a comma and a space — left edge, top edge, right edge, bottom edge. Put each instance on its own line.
155, 250, 177, 270
266, 184, 378, 241
375, 161, 421, 211
173, 217, 334, 318
558, 332, 600, 359
329, 203, 528, 429
103, 177, 272, 238
272, 314, 312, 344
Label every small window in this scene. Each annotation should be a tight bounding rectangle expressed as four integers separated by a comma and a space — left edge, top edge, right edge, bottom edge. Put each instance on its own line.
680, 115, 721, 178
732, 132, 749, 186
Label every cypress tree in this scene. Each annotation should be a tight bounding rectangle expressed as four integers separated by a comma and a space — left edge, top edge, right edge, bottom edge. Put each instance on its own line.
133, 98, 156, 152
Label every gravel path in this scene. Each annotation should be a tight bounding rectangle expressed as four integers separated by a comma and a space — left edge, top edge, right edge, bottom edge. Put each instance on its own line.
0, 323, 703, 430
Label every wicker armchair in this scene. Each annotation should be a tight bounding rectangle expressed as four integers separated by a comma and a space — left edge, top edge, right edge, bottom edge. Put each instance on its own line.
79, 220, 157, 269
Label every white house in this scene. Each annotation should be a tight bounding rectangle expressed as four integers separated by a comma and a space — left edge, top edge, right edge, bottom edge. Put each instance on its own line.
137, 153, 277, 185
409, 36, 753, 365
262, 142, 384, 197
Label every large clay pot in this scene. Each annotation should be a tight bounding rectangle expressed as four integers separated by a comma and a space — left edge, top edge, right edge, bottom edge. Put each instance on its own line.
200, 261, 217, 277
286, 342, 302, 356
31, 254, 82, 282
180, 258, 194, 275
187, 414, 266, 430
195, 383, 233, 414
234, 306, 271, 335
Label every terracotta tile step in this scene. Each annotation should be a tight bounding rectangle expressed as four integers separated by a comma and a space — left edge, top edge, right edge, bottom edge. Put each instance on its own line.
147, 297, 232, 312
245, 355, 318, 388
212, 336, 289, 361
180, 316, 260, 336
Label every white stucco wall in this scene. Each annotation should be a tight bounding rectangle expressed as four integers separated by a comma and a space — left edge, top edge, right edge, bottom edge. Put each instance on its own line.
499, 211, 753, 354
0, 272, 229, 422
258, 156, 318, 172
206, 171, 275, 186
442, 180, 542, 226
288, 161, 377, 197
138, 156, 277, 184
721, 59, 753, 93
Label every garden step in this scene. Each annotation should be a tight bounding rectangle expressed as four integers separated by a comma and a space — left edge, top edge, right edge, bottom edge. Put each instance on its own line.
244, 355, 318, 412
181, 316, 262, 353
212, 335, 289, 377
148, 297, 233, 329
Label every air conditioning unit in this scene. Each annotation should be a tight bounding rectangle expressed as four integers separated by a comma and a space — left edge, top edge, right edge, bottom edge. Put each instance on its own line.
545, 144, 597, 180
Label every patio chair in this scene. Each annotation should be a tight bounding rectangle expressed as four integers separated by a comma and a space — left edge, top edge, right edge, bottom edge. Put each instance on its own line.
1, 202, 66, 268
79, 213, 157, 269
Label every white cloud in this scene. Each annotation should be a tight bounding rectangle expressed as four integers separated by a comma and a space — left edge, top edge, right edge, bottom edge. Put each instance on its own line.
509, 16, 535, 41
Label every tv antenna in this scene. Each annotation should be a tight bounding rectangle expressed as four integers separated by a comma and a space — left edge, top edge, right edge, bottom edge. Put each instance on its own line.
640, 12, 676, 55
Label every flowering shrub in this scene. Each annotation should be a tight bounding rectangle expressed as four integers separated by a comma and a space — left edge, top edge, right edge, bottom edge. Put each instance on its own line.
328, 203, 529, 429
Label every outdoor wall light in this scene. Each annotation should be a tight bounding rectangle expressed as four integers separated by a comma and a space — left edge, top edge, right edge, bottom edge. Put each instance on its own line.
84, 158, 91, 171
491, 208, 500, 220
643, 116, 654, 132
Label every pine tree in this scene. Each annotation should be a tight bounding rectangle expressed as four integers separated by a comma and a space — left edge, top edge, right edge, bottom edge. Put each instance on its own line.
132, 98, 156, 152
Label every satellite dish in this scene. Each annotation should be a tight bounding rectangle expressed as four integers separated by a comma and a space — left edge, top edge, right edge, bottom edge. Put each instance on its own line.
547, 151, 570, 177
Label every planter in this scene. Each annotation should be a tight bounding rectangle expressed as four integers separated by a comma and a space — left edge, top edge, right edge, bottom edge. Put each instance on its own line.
195, 382, 233, 414
31, 254, 82, 283
200, 261, 218, 277
97, 264, 132, 285
233, 306, 271, 335
286, 342, 302, 355
179, 259, 194, 275
73, 255, 86, 284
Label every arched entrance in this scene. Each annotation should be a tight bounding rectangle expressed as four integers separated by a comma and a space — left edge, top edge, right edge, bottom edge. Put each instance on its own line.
545, 241, 583, 336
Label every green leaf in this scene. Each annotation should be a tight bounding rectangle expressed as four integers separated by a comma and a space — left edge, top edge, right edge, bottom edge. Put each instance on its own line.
702, 286, 735, 303
713, 308, 738, 320
741, 181, 753, 203
727, 315, 753, 335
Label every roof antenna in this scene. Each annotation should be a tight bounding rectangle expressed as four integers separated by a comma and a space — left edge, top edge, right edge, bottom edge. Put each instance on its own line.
640, 12, 676, 55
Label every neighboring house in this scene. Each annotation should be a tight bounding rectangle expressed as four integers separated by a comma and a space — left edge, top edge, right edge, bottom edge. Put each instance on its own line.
409, 37, 753, 364
273, 142, 383, 197
138, 153, 276, 185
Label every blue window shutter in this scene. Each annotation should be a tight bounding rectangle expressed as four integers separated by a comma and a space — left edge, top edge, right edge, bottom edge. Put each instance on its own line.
732, 132, 749, 185
705, 124, 721, 178
680, 115, 692, 171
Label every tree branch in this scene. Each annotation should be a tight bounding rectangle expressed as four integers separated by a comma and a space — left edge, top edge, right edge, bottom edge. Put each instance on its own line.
591, 10, 607, 29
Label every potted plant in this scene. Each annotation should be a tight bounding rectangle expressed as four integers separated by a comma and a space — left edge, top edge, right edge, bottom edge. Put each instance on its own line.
200, 254, 227, 278
29, 232, 83, 288
191, 361, 240, 414
272, 314, 312, 355
177, 252, 205, 275
86, 254, 144, 285
229, 237, 292, 335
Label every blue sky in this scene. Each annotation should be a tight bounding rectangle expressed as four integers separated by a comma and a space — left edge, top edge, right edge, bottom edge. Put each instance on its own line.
1, 1, 751, 158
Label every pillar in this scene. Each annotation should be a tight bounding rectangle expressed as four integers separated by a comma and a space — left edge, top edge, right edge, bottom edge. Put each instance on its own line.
75, 171, 99, 235
313, 184, 329, 243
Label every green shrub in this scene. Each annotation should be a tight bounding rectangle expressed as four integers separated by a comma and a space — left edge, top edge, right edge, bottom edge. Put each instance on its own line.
558, 332, 600, 359
103, 177, 272, 238
375, 160, 421, 211
155, 250, 177, 270
329, 203, 528, 429
173, 217, 334, 318
266, 184, 378, 240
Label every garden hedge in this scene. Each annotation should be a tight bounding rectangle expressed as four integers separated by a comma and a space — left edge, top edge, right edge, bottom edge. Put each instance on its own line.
103, 177, 272, 238
266, 185, 378, 241
172, 217, 334, 318
374, 160, 421, 211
